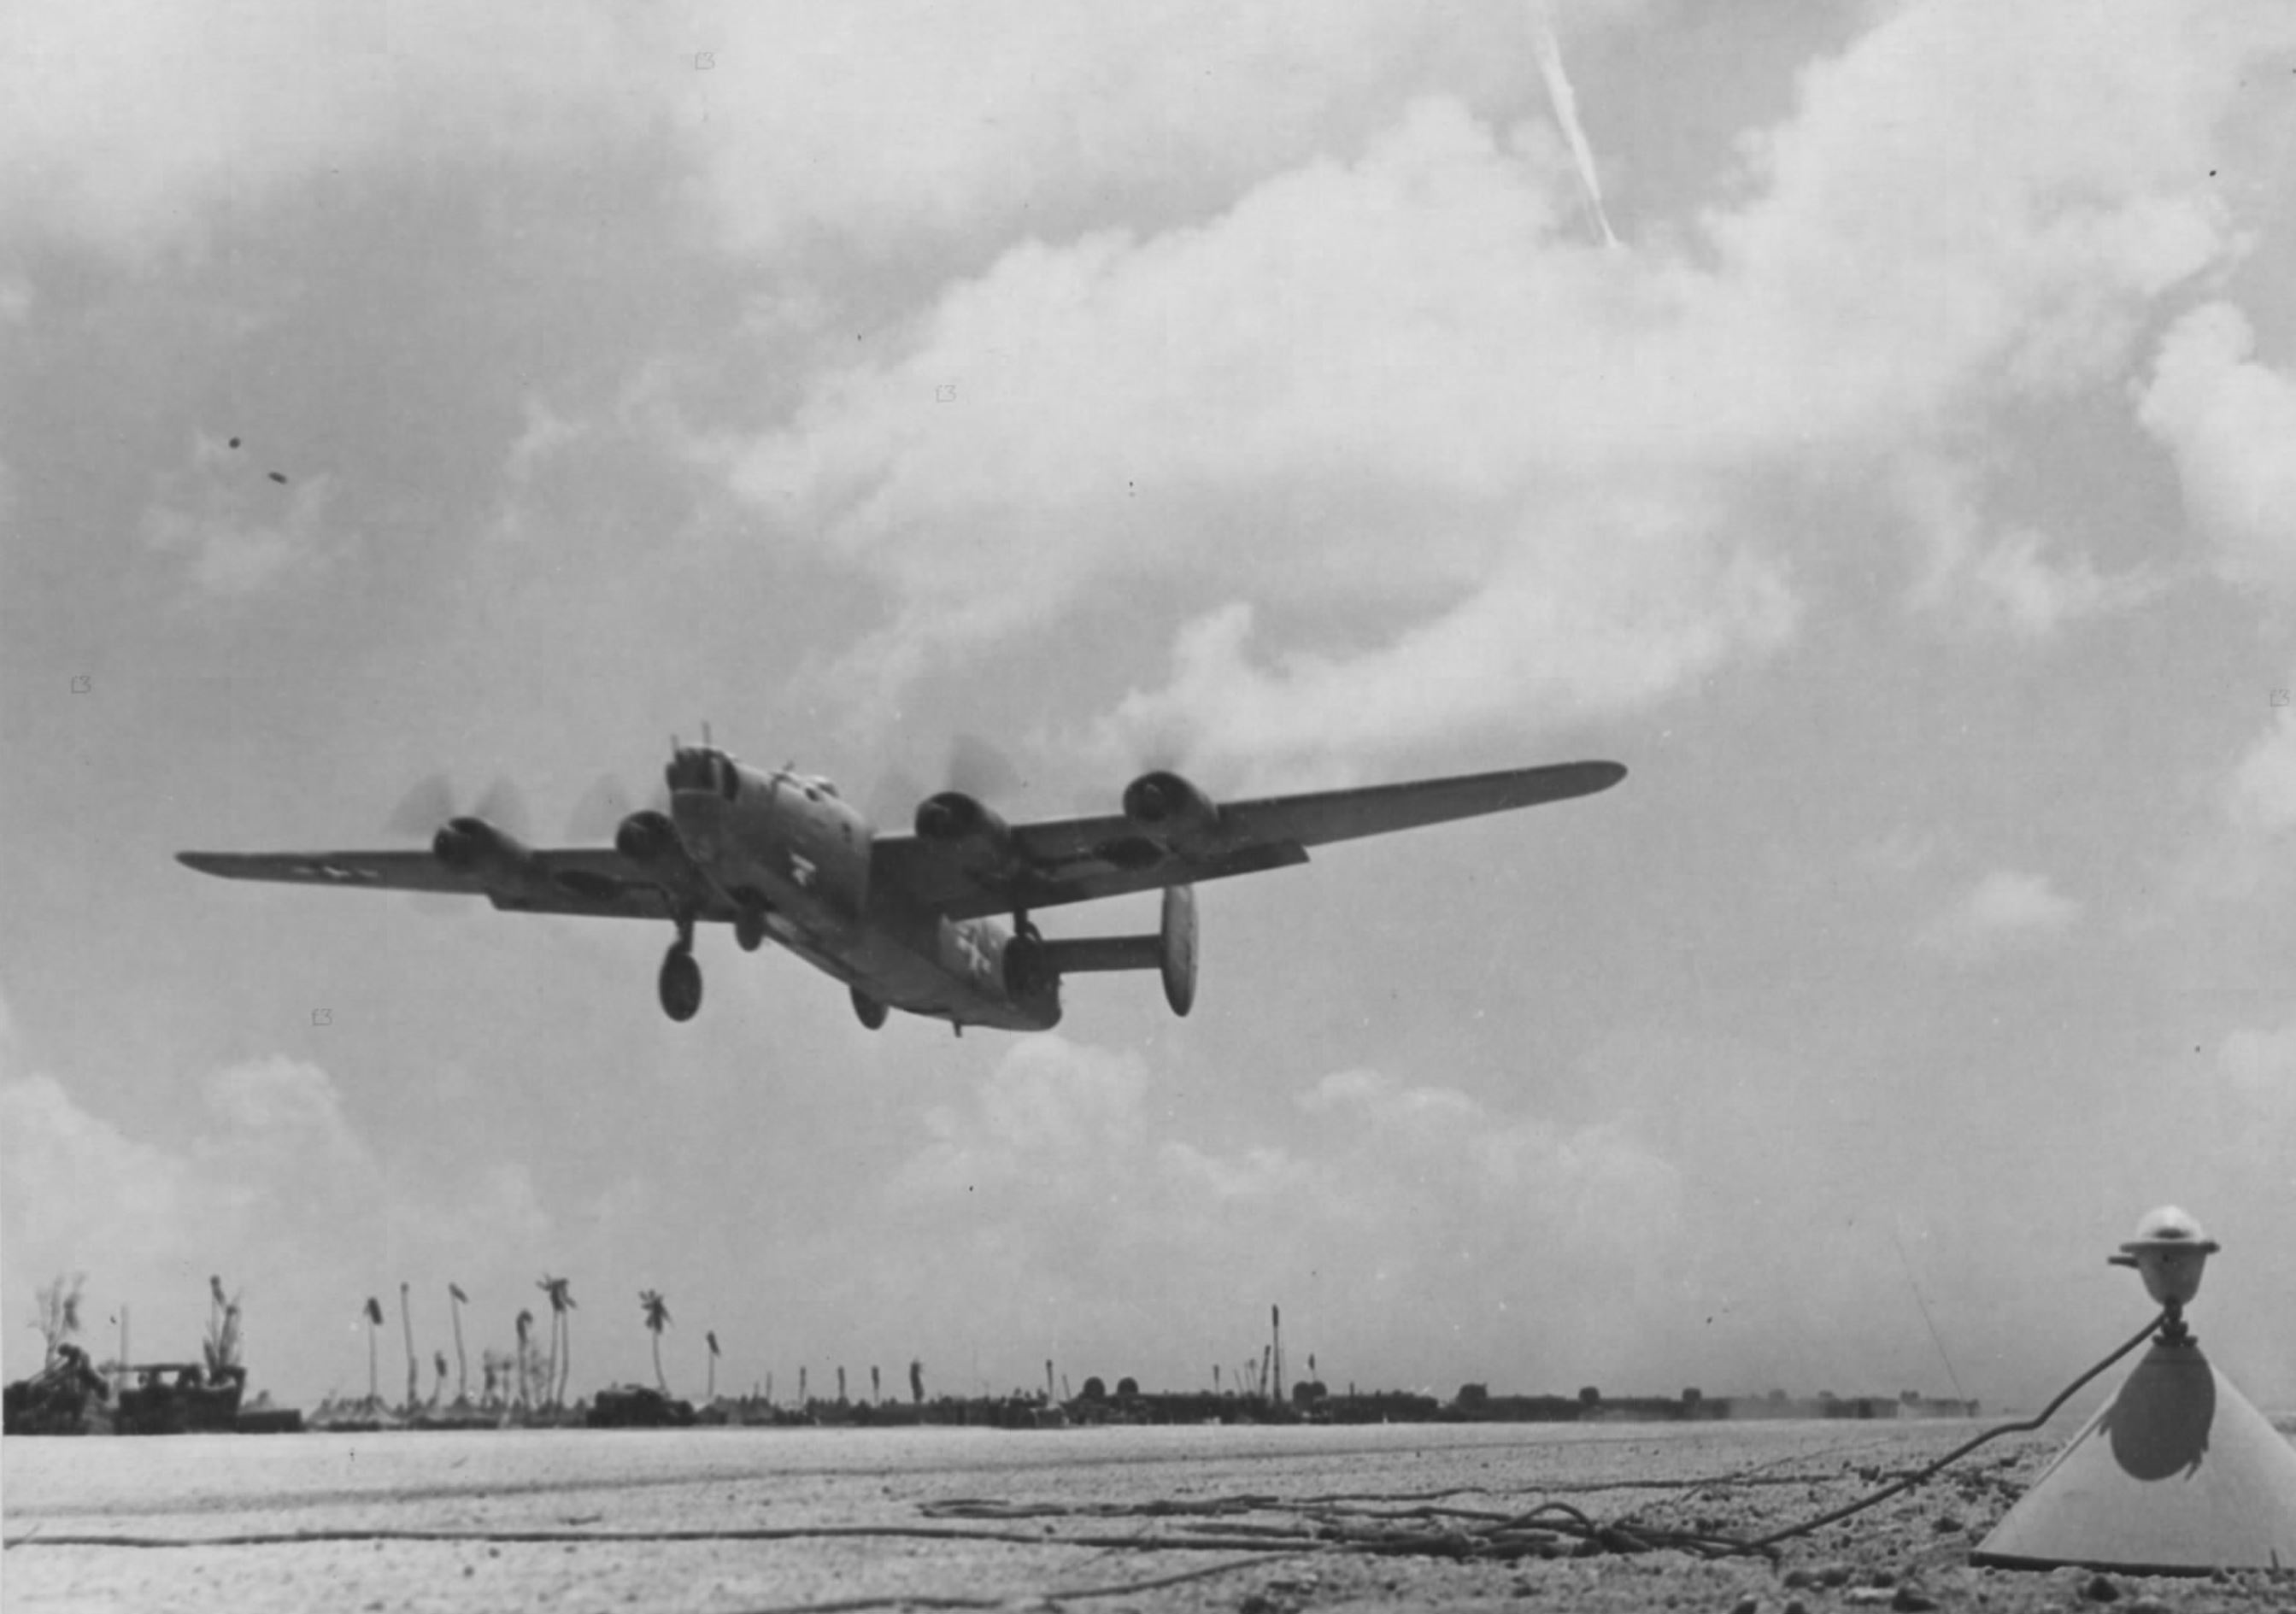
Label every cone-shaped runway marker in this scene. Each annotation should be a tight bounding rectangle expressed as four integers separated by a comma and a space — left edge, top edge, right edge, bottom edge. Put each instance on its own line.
1972, 1208, 2296, 1574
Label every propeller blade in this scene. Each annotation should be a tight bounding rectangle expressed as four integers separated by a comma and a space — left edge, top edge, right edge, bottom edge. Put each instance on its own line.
947, 732, 1023, 801
567, 775, 634, 842
867, 766, 930, 830
385, 774, 457, 839
382, 772, 533, 917
472, 778, 530, 841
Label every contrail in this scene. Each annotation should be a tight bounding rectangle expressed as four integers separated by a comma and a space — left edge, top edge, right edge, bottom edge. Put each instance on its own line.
1532, 9, 1619, 249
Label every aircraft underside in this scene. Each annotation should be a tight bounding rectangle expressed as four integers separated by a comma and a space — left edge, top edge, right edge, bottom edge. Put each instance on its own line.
669, 884, 1199, 1034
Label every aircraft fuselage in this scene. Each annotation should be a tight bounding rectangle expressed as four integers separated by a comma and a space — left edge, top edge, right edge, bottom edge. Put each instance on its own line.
664, 746, 1058, 1031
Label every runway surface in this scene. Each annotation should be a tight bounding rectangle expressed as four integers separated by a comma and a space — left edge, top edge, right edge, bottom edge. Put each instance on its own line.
5, 1419, 2289, 1611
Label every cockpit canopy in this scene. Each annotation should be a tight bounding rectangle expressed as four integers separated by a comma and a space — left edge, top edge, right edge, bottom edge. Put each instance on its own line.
666, 747, 843, 807
666, 745, 740, 801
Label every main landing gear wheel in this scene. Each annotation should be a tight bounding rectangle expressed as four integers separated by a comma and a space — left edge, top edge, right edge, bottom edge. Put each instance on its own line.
659, 944, 702, 1022
734, 905, 766, 953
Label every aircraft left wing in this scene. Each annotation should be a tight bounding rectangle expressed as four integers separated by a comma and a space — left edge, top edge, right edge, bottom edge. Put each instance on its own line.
174, 848, 734, 922
873, 759, 1625, 921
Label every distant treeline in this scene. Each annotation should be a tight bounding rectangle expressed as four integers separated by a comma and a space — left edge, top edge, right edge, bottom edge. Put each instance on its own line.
690, 1386, 1977, 1429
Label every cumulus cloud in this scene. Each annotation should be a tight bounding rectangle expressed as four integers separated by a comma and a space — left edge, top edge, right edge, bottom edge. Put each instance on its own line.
2167, 695, 2296, 919
2227, 700, 2296, 841
1952, 530, 2158, 639
2140, 694, 2296, 999
2138, 302, 2296, 597
729, 2, 2280, 778
1097, 534, 1797, 785
1919, 868, 2082, 959
1900, 458, 2158, 637
2, 3, 1545, 260
675, 3, 1540, 257
2, 1072, 192, 1275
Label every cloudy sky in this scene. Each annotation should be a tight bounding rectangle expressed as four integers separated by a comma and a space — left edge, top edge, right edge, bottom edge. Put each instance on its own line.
5, 1, 2294, 1415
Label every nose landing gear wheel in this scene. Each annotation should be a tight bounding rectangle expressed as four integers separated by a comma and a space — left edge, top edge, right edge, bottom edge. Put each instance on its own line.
659, 944, 702, 1022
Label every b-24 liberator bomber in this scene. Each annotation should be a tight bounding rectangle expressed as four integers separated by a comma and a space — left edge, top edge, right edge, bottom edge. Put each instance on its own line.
179, 743, 1624, 1033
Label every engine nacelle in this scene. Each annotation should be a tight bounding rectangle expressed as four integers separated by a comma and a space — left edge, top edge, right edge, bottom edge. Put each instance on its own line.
915, 791, 1014, 860
849, 986, 890, 1030
1121, 771, 1219, 848
432, 816, 533, 876
614, 809, 680, 866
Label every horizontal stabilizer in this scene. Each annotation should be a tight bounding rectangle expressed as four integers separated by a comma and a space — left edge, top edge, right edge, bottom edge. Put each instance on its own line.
1038, 886, 1198, 1016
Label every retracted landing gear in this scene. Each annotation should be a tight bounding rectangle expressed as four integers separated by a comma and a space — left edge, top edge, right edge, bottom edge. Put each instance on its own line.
659, 912, 702, 1022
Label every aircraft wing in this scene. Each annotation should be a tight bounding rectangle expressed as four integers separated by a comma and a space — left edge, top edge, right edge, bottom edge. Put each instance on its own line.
174, 848, 737, 922
872, 759, 1626, 921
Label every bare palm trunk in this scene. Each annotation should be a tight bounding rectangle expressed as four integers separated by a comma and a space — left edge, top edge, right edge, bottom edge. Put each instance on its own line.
651, 1332, 666, 1394
449, 1294, 467, 1403
367, 1323, 379, 1406
400, 1283, 418, 1412
556, 1313, 571, 1407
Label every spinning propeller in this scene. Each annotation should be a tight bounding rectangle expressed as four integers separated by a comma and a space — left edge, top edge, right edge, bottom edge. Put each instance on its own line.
872, 732, 1026, 827
381, 776, 531, 913
385, 774, 531, 842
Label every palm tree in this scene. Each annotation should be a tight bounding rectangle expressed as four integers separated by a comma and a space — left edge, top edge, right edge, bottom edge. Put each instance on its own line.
362, 1296, 385, 1406
32, 1273, 85, 1367
399, 1282, 419, 1412
639, 1290, 672, 1394
448, 1283, 470, 1404
514, 1309, 536, 1409
537, 1276, 575, 1406
203, 1282, 243, 1381
555, 1278, 577, 1406
706, 1331, 720, 1403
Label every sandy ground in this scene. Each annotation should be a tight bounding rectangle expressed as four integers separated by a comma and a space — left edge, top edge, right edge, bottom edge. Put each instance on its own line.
4, 1419, 2292, 1613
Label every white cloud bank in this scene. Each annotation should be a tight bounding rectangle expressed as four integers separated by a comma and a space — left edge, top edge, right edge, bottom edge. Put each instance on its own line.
0, 3, 1530, 257
2139, 302, 2296, 599
730, 2, 2286, 779
11, 2, 2287, 784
